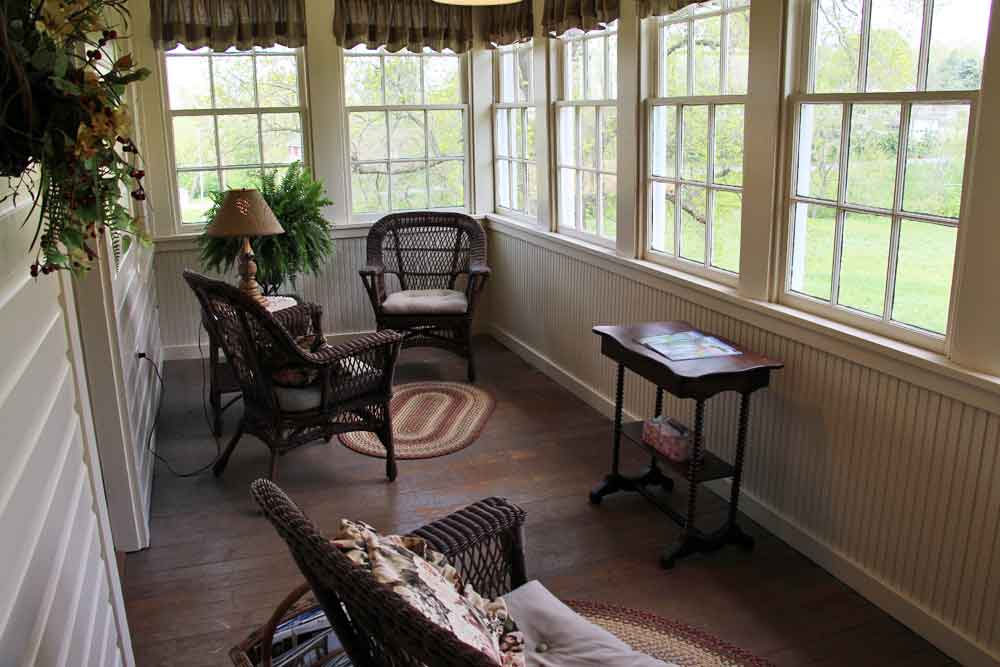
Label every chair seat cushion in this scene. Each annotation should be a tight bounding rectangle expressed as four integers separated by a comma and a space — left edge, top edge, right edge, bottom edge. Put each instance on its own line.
273, 359, 379, 412
331, 519, 511, 664
503, 581, 676, 667
382, 289, 468, 315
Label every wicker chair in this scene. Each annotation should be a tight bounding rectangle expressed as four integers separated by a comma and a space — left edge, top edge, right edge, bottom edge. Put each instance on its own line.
359, 212, 490, 382
251, 479, 527, 667
184, 271, 404, 481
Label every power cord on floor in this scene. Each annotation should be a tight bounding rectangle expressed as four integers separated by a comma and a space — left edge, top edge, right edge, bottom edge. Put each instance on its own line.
138, 327, 229, 477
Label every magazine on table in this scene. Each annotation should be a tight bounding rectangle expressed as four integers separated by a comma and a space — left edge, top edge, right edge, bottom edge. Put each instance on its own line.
637, 330, 742, 362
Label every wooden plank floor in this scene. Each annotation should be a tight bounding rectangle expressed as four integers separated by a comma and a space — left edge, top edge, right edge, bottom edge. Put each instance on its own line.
123, 337, 956, 666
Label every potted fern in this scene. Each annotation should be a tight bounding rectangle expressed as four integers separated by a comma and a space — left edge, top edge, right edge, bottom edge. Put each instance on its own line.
198, 162, 334, 296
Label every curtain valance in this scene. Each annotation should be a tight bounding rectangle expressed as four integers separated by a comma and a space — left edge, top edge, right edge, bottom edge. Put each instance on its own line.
150, 0, 307, 51
481, 1, 534, 48
542, 0, 618, 37
636, 0, 703, 19
333, 0, 477, 54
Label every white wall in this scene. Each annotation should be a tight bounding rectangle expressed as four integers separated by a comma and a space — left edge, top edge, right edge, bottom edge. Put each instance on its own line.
0, 202, 135, 665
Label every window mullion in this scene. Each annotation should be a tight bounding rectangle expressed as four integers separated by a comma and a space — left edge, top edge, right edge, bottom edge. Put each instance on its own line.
884, 102, 913, 322
720, 11, 730, 95
917, 0, 934, 91
858, 0, 873, 92
674, 105, 683, 255
706, 105, 717, 267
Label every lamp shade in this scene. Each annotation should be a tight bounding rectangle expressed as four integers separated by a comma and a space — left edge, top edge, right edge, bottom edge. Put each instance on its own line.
206, 189, 285, 238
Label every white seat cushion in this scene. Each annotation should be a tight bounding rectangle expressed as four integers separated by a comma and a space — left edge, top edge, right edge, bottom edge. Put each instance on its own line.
503, 581, 676, 667
273, 360, 380, 412
382, 289, 468, 315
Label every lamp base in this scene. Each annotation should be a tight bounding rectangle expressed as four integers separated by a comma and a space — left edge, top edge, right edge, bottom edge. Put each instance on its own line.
237, 236, 269, 307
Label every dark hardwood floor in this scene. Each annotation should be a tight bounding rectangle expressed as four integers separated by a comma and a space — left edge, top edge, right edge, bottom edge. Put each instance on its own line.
123, 336, 956, 666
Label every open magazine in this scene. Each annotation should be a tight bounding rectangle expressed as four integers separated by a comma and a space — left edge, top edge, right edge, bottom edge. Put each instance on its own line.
638, 330, 742, 362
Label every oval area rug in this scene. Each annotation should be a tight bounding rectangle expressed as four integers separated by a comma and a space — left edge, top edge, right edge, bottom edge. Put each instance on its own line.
338, 382, 495, 460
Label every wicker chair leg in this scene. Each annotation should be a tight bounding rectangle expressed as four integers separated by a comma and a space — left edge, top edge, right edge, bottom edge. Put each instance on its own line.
380, 418, 397, 482
213, 421, 244, 477
268, 450, 280, 482
465, 324, 477, 383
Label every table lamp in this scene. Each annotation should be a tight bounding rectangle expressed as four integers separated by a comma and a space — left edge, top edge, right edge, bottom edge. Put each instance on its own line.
206, 189, 285, 307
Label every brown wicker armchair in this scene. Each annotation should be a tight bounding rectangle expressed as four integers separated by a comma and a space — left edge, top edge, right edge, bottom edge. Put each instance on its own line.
184, 271, 404, 481
360, 212, 490, 382
251, 479, 527, 667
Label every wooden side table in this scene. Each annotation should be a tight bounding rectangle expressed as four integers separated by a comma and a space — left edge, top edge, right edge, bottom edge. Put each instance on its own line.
589, 321, 783, 569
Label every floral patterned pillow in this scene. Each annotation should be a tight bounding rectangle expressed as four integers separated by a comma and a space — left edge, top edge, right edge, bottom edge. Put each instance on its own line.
331, 519, 524, 666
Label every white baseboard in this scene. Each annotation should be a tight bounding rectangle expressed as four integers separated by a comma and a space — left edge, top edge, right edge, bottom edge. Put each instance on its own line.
162, 331, 377, 361
488, 323, 998, 667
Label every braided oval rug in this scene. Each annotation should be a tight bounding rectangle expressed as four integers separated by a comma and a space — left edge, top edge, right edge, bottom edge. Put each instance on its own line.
338, 381, 495, 460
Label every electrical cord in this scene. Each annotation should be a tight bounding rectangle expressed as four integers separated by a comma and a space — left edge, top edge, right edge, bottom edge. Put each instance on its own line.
138, 326, 230, 477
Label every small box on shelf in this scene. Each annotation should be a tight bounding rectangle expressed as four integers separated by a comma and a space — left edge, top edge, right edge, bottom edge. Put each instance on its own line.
642, 416, 692, 463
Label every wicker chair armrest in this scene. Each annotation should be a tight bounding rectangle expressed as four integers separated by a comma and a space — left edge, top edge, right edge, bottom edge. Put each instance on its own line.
271, 302, 321, 339
409, 497, 527, 598
359, 264, 385, 276
468, 262, 491, 276
296, 329, 403, 367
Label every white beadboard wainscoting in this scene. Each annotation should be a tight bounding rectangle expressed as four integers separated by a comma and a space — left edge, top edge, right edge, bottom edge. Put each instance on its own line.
154, 230, 377, 358
484, 219, 1000, 666
0, 203, 135, 665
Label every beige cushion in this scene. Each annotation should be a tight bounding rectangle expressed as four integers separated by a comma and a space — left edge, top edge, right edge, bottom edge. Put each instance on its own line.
273, 360, 379, 412
382, 289, 468, 315
503, 581, 676, 667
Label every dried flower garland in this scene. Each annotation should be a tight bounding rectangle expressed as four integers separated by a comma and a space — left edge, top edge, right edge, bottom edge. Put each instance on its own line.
0, 0, 151, 276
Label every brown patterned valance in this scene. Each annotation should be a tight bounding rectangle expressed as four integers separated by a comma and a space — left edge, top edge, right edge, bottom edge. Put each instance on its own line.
333, 0, 477, 54
481, 1, 534, 48
150, 0, 307, 51
637, 0, 704, 19
542, 0, 618, 36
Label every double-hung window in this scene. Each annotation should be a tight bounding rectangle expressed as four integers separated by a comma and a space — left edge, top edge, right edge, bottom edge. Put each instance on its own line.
163, 46, 307, 225
785, 0, 991, 343
344, 47, 468, 219
647, 1, 750, 278
494, 42, 537, 217
555, 23, 618, 245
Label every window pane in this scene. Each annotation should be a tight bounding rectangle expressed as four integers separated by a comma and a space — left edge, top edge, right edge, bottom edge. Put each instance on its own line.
607, 34, 618, 99
496, 110, 510, 157
692, 16, 721, 96
712, 190, 741, 273
813, 0, 863, 93
601, 175, 617, 239
173, 116, 217, 167
903, 104, 969, 219
726, 10, 750, 95
500, 51, 516, 103
512, 161, 526, 211
385, 56, 421, 105
601, 107, 617, 172
580, 106, 597, 169
424, 56, 461, 104
166, 56, 211, 109
714, 105, 744, 187
526, 164, 538, 216
497, 159, 510, 208
223, 168, 261, 190
344, 56, 383, 106
512, 109, 524, 158
679, 186, 707, 262
559, 107, 576, 165
559, 168, 577, 227
650, 181, 676, 254
257, 55, 299, 106
517, 46, 532, 103
352, 163, 388, 213
219, 114, 261, 166
796, 103, 842, 200
927, 0, 990, 91
682, 105, 709, 182
838, 212, 891, 315
261, 113, 303, 164
866, 0, 922, 92
350, 111, 388, 161
790, 203, 836, 300
390, 161, 428, 209
586, 37, 606, 99
582, 171, 598, 233
569, 40, 585, 100
845, 104, 900, 210
526, 107, 536, 160
389, 111, 425, 159
429, 160, 464, 208
178, 170, 219, 223
429, 109, 464, 158
662, 22, 688, 97
892, 220, 957, 334
651, 105, 677, 179
213, 55, 255, 108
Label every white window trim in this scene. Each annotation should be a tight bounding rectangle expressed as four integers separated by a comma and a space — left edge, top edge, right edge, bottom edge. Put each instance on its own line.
493, 42, 539, 223
159, 47, 312, 232
342, 48, 472, 223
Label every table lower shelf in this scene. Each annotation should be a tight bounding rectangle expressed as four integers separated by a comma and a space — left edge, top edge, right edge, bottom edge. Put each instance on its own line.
620, 421, 734, 484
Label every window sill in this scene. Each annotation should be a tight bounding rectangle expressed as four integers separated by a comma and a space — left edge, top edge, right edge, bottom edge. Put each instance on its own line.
484, 213, 1000, 414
